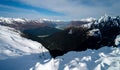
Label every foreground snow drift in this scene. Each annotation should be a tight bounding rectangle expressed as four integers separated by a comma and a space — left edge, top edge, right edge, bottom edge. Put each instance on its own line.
30, 47, 120, 70
0, 46, 120, 70
0, 25, 48, 60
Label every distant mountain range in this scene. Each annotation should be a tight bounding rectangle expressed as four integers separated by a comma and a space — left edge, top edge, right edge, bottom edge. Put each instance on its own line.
0, 17, 94, 37
0, 17, 69, 30
0, 17, 95, 30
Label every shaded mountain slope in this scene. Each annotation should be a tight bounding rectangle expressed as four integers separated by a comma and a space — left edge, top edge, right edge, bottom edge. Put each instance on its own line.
39, 15, 120, 57
23, 26, 62, 36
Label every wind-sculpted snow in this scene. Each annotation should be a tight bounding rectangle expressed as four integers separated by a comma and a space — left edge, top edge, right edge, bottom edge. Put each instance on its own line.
30, 47, 120, 70
0, 25, 49, 60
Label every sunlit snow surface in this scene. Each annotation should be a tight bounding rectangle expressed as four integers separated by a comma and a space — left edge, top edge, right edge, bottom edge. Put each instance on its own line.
0, 25, 120, 70
0, 25, 48, 60
30, 47, 120, 70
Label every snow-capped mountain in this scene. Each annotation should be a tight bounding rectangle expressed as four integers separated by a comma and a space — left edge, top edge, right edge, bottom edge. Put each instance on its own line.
0, 17, 62, 24
39, 18, 61, 23
0, 17, 69, 30
0, 17, 27, 24
80, 17, 96, 22
0, 17, 65, 25
93, 15, 120, 28
82, 15, 120, 29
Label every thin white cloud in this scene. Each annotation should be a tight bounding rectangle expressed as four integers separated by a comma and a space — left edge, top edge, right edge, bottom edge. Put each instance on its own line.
0, 4, 37, 13
0, 5, 44, 19
0, 4, 69, 20
19, 0, 120, 19
0, 0, 119, 20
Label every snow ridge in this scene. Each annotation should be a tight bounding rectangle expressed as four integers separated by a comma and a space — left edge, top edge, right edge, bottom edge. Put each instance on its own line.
0, 17, 62, 25
82, 15, 120, 29
0, 17, 27, 24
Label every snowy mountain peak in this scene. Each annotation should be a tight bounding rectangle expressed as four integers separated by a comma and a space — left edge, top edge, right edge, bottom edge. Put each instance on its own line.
0, 17, 27, 24
38, 18, 62, 23
82, 15, 120, 29
97, 15, 120, 27
98, 15, 112, 23
80, 17, 96, 22
13, 18, 27, 22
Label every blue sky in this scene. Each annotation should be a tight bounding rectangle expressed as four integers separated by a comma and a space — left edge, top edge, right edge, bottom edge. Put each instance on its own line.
0, 0, 119, 20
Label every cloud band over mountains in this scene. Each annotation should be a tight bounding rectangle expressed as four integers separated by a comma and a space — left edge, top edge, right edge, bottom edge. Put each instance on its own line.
0, 0, 119, 20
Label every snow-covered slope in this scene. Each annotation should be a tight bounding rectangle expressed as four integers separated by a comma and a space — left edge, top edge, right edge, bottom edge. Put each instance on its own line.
30, 46, 120, 70
0, 46, 120, 70
0, 25, 49, 60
